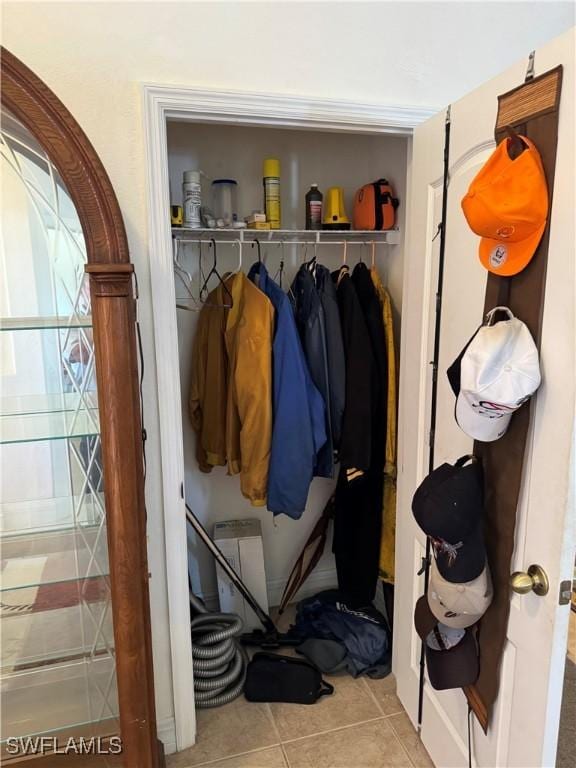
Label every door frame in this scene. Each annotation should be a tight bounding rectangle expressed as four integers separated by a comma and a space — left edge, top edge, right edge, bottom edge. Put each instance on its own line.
142, 84, 437, 750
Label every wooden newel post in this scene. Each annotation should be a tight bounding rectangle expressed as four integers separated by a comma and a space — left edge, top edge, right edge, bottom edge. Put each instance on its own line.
86, 263, 159, 768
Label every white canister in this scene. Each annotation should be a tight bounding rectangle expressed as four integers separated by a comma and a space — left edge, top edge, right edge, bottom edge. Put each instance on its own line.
211, 179, 238, 227
182, 170, 203, 228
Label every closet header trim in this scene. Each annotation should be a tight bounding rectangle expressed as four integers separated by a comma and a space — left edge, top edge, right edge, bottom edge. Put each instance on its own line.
143, 84, 438, 135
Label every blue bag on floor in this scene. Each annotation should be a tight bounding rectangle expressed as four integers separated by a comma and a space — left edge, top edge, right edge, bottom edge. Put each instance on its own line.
293, 590, 391, 678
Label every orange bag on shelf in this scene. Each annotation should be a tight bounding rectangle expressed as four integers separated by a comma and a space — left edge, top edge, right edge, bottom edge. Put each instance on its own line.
353, 179, 399, 230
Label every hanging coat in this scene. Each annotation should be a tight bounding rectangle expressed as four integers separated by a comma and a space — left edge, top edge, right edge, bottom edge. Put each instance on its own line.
290, 265, 344, 478
248, 262, 327, 518
189, 273, 274, 507
314, 265, 346, 452
189, 281, 229, 472
352, 262, 387, 471
370, 267, 398, 585
331, 266, 382, 607
332, 266, 375, 474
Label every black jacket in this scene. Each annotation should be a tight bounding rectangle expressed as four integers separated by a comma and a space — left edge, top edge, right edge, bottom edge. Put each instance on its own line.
332, 266, 375, 472
352, 262, 388, 469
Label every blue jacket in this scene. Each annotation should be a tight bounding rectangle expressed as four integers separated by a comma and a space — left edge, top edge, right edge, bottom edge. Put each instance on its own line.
248, 263, 327, 518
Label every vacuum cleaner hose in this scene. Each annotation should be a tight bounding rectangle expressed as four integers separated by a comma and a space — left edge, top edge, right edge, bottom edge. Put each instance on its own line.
189, 592, 247, 708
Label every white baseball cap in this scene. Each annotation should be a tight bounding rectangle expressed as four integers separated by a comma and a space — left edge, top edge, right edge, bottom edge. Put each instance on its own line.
428, 556, 493, 629
452, 307, 541, 442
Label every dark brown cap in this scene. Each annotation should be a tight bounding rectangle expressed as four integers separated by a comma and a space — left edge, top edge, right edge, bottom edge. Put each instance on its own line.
414, 596, 437, 639
414, 596, 479, 691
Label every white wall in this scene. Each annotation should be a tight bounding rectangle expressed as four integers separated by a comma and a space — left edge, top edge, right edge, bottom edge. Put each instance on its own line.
168, 122, 407, 606
2, 0, 573, 752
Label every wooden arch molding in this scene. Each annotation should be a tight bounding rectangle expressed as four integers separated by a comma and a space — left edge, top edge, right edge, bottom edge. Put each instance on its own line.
1, 48, 162, 767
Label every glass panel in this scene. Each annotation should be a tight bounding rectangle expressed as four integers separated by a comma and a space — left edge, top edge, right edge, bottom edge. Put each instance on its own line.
0, 411, 100, 445
0, 316, 93, 331
0, 107, 119, 744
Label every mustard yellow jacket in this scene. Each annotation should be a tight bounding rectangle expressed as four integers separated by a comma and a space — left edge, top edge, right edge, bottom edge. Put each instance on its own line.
370, 268, 397, 585
190, 273, 274, 506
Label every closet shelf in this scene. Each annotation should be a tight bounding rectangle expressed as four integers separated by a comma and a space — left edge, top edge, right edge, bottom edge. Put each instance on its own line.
172, 227, 401, 246
0, 408, 100, 445
0, 392, 98, 418
0, 525, 109, 593
0, 315, 93, 332
0, 643, 114, 682
1, 494, 105, 539
1, 655, 117, 743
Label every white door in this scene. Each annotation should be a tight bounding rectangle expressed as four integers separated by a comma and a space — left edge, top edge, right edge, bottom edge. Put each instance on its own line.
394, 28, 575, 768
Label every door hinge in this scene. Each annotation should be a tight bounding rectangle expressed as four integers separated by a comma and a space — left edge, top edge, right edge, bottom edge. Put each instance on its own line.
558, 579, 572, 606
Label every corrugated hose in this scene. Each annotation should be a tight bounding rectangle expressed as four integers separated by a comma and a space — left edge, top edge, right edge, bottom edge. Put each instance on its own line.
189, 592, 247, 708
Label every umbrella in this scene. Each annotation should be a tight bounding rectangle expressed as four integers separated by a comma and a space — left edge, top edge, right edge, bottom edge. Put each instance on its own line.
278, 494, 335, 614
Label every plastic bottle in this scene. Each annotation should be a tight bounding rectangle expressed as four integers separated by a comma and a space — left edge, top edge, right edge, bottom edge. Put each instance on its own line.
182, 170, 203, 229
263, 158, 281, 230
305, 184, 323, 230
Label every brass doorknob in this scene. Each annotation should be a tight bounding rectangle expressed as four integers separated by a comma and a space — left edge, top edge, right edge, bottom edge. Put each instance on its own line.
510, 564, 549, 596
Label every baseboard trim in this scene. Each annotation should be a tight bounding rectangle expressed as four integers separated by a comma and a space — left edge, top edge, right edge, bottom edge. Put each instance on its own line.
157, 715, 178, 756
198, 567, 338, 613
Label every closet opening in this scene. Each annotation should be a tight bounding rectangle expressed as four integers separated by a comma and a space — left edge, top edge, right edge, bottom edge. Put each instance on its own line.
165, 114, 409, 733
167, 120, 409, 592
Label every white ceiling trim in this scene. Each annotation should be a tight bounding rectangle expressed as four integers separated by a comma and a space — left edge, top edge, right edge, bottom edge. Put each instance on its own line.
143, 83, 439, 135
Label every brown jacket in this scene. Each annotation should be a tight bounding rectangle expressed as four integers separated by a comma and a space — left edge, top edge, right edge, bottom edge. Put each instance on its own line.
189, 273, 274, 506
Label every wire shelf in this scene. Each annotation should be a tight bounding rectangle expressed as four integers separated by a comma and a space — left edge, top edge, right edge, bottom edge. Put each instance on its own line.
172, 227, 400, 247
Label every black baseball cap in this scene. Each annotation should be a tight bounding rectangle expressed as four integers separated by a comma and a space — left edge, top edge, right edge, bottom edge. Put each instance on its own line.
412, 455, 483, 541
412, 455, 486, 582
431, 519, 486, 583
414, 596, 479, 691
447, 327, 481, 398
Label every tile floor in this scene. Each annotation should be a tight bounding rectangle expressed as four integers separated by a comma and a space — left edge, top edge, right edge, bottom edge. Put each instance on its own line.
167, 607, 433, 768
167, 673, 433, 768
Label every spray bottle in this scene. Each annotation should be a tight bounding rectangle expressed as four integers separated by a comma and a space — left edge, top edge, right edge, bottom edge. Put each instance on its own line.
263, 158, 281, 230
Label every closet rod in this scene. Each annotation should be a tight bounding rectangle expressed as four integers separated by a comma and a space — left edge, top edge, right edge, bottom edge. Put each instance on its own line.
173, 238, 392, 248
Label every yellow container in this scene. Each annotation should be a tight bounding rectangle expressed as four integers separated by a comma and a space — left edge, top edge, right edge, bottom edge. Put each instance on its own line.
263, 158, 281, 229
322, 186, 350, 229
263, 158, 280, 178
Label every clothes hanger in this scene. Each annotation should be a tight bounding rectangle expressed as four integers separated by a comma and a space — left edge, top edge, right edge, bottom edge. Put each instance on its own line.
273, 259, 285, 288
252, 238, 262, 264
232, 238, 243, 274
273, 239, 286, 288
199, 238, 233, 308
337, 241, 349, 286
174, 238, 202, 312
306, 242, 318, 278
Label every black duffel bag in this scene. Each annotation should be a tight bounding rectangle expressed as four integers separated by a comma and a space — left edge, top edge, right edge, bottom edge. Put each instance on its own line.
244, 652, 334, 705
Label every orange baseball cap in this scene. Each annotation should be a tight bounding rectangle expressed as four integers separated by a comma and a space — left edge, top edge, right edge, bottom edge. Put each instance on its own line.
461, 136, 548, 276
